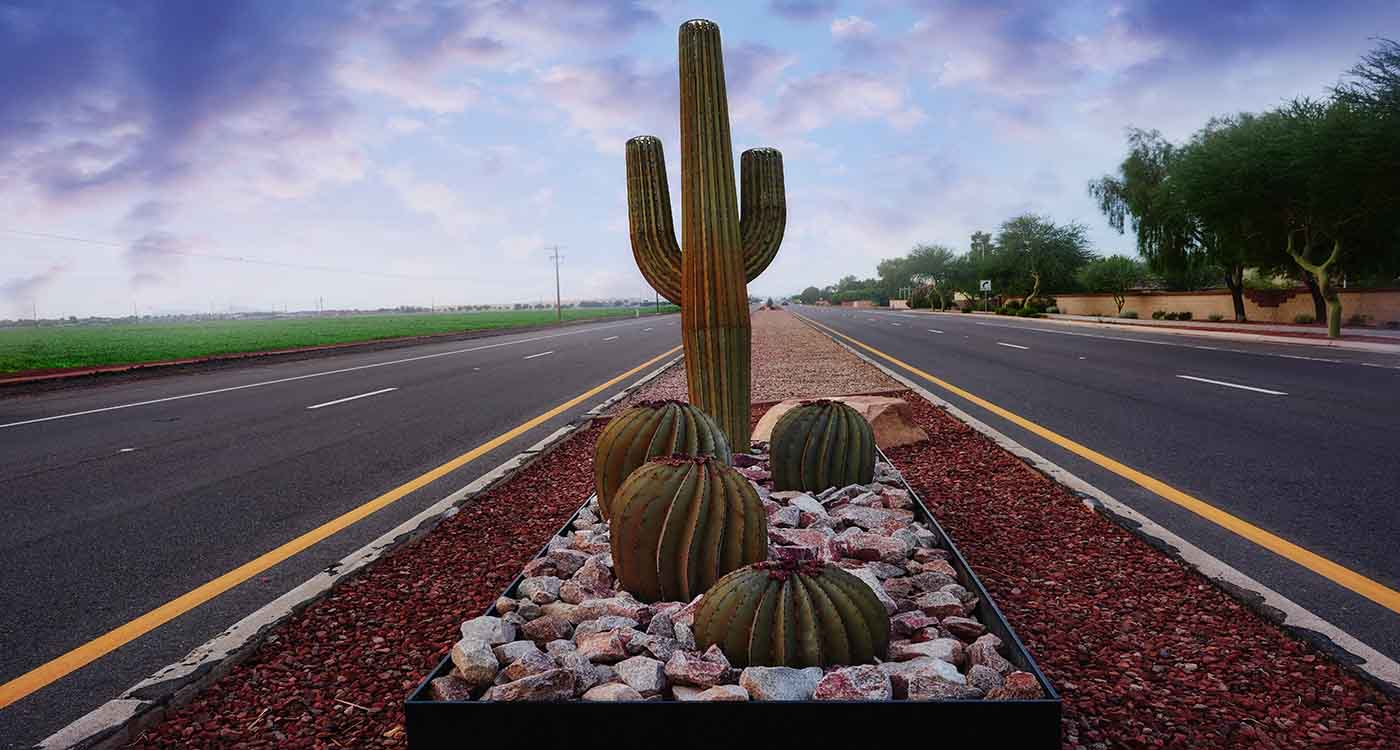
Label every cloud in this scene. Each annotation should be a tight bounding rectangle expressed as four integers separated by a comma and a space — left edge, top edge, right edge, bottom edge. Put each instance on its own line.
831, 16, 880, 62
535, 57, 675, 151
1, 264, 68, 315
769, 0, 838, 21
125, 231, 188, 288
383, 166, 501, 235
768, 72, 927, 133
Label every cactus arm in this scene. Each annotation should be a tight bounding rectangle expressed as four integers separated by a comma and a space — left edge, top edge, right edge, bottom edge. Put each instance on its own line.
739, 147, 786, 282
625, 136, 683, 305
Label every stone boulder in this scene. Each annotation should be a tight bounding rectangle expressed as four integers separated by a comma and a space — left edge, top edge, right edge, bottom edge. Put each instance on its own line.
751, 396, 928, 449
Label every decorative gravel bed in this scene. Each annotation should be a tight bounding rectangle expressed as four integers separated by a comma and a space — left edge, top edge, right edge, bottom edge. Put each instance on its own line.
609, 310, 902, 412
886, 395, 1400, 749
425, 451, 1044, 705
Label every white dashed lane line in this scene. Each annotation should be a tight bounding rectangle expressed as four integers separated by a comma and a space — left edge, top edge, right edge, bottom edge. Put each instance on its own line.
1176, 375, 1288, 396
927, 329, 943, 334
306, 387, 399, 411
996, 342, 1030, 350
523, 351, 555, 360
603, 336, 619, 341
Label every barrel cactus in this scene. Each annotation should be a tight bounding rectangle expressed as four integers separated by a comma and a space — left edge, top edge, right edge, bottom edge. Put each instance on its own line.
769, 400, 876, 492
694, 557, 890, 668
626, 18, 786, 452
609, 455, 767, 603
594, 400, 731, 521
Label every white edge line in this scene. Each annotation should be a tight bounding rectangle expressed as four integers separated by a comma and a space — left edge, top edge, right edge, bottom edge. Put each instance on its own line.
1, 317, 657, 430
305, 387, 397, 410
927, 329, 944, 334
1176, 374, 1287, 396
996, 342, 1029, 350
523, 351, 554, 360
791, 311, 1400, 693
40, 353, 686, 750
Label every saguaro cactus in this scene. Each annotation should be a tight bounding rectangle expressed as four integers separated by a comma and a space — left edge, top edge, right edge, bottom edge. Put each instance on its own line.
626, 19, 786, 451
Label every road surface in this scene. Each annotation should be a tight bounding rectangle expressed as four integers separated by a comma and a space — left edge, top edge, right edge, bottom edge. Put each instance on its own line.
0, 314, 681, 748
795, 305, 1400, 669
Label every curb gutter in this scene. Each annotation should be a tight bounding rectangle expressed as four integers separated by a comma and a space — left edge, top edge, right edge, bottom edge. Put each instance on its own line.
793, 312, 1400, 697
38, 354, 683, 750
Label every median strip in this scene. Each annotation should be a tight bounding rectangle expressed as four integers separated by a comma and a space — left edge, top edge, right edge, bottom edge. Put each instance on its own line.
305, 387, 398, 410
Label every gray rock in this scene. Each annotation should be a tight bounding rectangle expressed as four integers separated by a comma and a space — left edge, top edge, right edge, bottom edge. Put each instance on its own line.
691, 684, 749, 701
888, 638, 966, 667
518, 576, 562, 605
673, 622, 696, 651
492, 640, 543, 665
482, 668, 575, 702
577, 629, 632, 663
968, 664, 1004, 693
557, 652, 608, 695
460, 615, 516, 646
915, 590, 964, 618
450, 638, 499, 689
813, 665, 893, 701
515, 600, 543, 621
544, 639, 576, 658
429, 675, 474, 702
498, 650, 556, 683
574, 616, 640, 640
645, 611, 675, 639
664, 650, 728, 687
539, 601, 581, 623
879, 657, 965, 699
739, 666, 823, 701
615, 655, 668, 697
582, 683, 643, 702
546, 548, 591, 577
848, 566, 898, 615
788, 493, 826, 516
771, 505, 802, 528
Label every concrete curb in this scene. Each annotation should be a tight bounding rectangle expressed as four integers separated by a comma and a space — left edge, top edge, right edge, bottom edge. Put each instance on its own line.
38, 353, 685, 750
792, 312, 1400, 697
909, 309, 1400, 353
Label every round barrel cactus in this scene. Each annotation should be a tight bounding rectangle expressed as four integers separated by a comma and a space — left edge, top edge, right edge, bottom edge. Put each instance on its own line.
609, 455, 767, 603
594, 400, 731, 521
769, 400, 875, 492
694, 557, 890, 668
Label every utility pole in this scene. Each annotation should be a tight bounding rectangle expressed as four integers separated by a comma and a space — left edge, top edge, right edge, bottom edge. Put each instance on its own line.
546, 246, 564, 322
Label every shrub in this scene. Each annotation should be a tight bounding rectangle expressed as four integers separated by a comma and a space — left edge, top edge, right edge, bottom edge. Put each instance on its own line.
1119, 311, 1139, 319
1294, 313, 1315, 324
1164, 311, 1180, 320
1208, 313, 1224, 322
1178, 311, 1192, 321
1152, 310, 1166, 320
1347, 313, 1372, 326
1045, 306, 1059, 314
1016, 307, 1043, 317
960, 306, 973, 313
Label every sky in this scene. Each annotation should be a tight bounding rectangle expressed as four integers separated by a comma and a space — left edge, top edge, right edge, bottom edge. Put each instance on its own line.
2, 0, 1396, 318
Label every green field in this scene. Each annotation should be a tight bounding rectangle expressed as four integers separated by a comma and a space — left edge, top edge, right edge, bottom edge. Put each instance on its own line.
0, 306, 678, 375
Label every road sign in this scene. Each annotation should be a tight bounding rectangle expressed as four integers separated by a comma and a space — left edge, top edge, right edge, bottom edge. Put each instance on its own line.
979, 279, 992, 292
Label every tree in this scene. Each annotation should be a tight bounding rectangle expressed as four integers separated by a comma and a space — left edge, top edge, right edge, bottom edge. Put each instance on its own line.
1078, 255, 1147, 314
798, 286, 821, 304
990, 214, 1094, 297
1089, 129, 1250, 317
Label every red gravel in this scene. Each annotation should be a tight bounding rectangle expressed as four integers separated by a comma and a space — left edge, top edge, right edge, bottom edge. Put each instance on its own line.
885, 393, 1399, 750
130, 423, 608, 748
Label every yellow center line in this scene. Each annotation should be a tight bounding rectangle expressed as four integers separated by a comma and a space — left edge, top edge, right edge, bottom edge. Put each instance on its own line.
801, 314, 1400, 615
0, 346, 681, 710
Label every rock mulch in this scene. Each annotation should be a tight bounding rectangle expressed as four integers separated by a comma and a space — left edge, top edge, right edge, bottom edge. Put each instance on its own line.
887, 395, 1400, 749
610, 309, 902, 412
432, 452, 1041, 704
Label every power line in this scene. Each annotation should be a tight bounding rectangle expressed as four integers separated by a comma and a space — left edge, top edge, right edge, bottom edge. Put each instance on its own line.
2, 228, 475, 282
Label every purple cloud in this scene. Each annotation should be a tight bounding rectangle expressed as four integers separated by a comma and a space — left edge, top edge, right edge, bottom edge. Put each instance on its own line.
770, 0, 838, 21
1, 264, 68, 315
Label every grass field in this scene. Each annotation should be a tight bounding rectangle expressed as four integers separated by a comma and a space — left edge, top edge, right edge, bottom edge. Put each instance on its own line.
0, 306, 678, 375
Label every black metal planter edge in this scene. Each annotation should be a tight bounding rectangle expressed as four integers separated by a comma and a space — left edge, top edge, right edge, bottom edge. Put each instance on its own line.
406, 450, 1061, 748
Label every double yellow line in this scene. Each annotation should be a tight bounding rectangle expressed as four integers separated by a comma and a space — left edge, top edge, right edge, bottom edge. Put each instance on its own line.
801, 315, 1400, 615
0, 346, 681, 710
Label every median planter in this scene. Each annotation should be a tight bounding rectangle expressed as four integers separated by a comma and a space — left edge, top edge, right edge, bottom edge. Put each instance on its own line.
405, 444, 1059, 746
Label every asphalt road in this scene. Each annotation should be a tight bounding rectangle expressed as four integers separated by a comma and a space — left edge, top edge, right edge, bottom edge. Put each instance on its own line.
796, 305, 1400, 666
0, 314, 681, 748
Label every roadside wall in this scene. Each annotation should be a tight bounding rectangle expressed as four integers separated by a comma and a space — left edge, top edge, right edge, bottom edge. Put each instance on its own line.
1053, 288, 1400, 325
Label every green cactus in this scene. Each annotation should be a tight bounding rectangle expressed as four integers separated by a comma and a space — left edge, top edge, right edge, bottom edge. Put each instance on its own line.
694, 557, 890, 668
609, 455, 767, 603
769, 400, 876, 492
593, 400, 731, 521
626, 18, 786, 453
